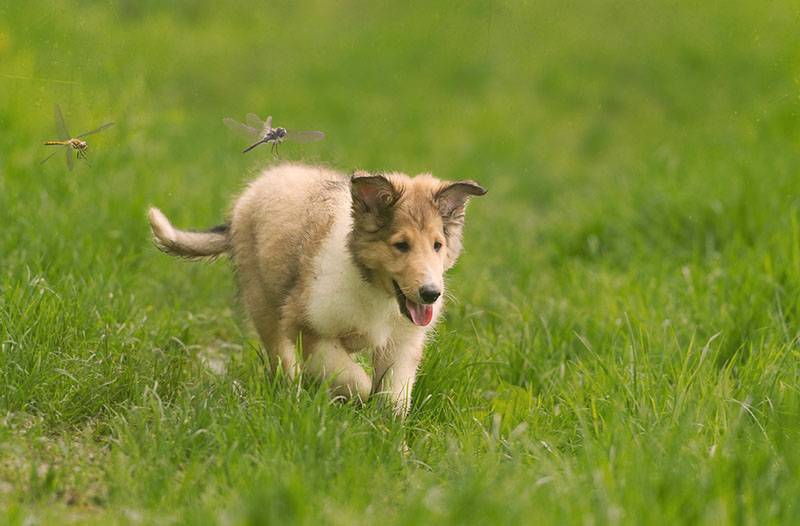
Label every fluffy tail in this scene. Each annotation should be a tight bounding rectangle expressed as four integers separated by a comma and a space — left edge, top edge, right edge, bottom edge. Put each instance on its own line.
147, 207, 230, 259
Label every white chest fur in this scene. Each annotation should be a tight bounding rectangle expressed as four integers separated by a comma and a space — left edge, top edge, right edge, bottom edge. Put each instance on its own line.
305, 207, 404, 350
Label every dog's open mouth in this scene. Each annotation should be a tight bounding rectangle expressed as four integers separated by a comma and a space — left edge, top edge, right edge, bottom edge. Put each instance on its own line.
393, 280, 433, 327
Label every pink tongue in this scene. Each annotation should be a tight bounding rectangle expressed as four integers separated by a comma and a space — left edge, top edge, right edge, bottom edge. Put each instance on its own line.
405, 299, 433, 326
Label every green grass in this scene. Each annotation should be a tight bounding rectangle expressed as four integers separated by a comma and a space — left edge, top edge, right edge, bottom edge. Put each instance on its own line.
2, 0, 800, 523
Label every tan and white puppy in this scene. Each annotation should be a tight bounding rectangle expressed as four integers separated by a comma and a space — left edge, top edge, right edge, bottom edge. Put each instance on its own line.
148, 163, 485, 416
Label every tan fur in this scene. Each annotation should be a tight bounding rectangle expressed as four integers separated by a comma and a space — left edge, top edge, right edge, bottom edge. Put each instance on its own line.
148, 162, 485, 416
147, 208, 230, 259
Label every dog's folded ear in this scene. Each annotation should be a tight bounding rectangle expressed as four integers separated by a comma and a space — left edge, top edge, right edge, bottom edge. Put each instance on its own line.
351, 171, 401, 230
435, 180, 486, 269
435, 180, 487, 223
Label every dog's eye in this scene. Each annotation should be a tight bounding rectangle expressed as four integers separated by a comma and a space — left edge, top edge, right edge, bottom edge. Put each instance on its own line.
433, 241, 442, 252
393, 241, 410, 252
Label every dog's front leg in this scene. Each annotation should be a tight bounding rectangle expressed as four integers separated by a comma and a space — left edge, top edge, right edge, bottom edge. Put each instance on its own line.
305, 339, 372, 404
372, 333, 425, 418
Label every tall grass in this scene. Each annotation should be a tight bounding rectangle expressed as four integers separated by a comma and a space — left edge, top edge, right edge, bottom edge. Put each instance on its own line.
1, 1, 799, 523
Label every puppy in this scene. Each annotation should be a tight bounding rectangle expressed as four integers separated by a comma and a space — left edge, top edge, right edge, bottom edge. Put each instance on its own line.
148, 163, 485, 416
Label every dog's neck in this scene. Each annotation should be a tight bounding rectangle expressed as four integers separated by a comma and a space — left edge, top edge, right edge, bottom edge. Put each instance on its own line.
346, 209, 389, 289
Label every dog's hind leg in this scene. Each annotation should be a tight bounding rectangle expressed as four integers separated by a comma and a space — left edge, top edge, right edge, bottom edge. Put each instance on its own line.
254, 318, 299, 380
304, 339, 371, 404
239, 282, 298, 378
254, 321, 299, 380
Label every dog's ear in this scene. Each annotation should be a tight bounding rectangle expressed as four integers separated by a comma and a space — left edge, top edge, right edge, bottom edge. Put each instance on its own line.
351, 171, 401, 230
435, 180, 486, 268
435, 180, 486, 223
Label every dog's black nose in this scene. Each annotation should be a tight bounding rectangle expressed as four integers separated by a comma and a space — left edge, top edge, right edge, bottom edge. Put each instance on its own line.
419, 285, 441, 304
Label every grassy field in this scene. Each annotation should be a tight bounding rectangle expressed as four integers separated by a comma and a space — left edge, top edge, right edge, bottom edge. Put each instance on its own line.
2, 1, 800, 523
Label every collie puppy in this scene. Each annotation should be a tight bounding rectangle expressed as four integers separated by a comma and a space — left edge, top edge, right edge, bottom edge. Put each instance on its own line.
148, 163, 485, 416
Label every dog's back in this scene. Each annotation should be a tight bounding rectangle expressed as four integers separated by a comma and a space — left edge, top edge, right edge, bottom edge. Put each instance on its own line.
230, 163, 349, 309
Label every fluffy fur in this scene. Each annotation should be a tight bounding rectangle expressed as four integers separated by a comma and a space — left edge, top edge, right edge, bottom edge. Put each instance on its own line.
148, 163, 485, 416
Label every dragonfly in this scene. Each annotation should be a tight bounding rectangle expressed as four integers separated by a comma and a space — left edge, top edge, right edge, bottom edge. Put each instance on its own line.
223, 113, 325, 155
41, 104, 114, 171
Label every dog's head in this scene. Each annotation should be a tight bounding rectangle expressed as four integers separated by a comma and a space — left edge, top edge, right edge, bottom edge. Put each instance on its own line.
348, 170, 486, 327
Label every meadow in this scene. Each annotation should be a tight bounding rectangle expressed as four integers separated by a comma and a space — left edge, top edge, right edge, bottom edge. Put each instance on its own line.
1, 1, 800, 523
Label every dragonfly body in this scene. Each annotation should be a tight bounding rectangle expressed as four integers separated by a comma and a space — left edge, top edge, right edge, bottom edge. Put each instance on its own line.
44, 138, 89, 159
41, 104, 114, 170
224, 114, 324, 155
243, 126, 288, 154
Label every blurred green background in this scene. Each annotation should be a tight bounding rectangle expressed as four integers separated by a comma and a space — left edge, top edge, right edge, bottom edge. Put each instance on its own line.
1, 1, 800, 524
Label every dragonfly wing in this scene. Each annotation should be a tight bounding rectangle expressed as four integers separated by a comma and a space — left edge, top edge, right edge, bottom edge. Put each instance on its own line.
224, 117, 260, 139
65, 146, 74, 171
245, 113, 264, 131
77, 122, 115, 138
40, 148, 61, 165
54, 104, 70, 140
285, 130, 325, 143
265, 116, 272, 130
